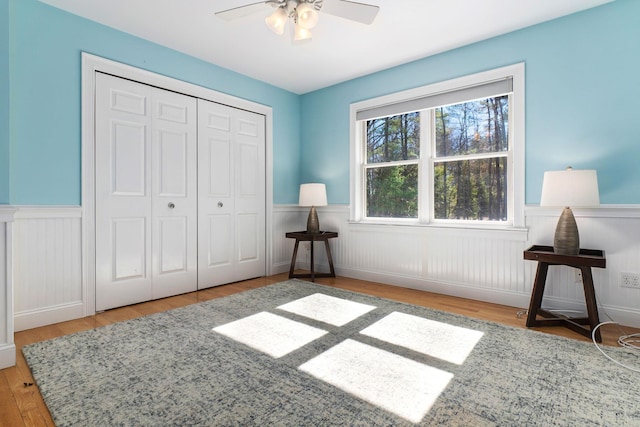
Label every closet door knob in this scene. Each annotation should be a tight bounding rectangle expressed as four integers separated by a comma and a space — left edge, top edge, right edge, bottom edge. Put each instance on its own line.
168, 202, 175, 209
218, 202, 224, 208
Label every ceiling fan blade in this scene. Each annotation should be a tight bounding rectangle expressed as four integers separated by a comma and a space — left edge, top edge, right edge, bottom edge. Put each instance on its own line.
320, 0, 380, 25
215, 2, 268, 21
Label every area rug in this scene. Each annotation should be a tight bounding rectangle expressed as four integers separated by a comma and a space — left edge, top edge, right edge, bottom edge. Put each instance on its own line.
23, 280, 639, 426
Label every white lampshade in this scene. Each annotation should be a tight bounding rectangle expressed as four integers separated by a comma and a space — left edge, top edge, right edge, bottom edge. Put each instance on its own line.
296, 2, 319, 29
540, 167, 599, 255
294, 23, 312, 41
265, 7, 288, 35
299, 183, 327, 206
540, 168, 599, 207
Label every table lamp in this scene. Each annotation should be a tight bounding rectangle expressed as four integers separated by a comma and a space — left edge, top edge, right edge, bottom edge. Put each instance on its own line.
299, 183, 327, 234
540, 167, 599, 255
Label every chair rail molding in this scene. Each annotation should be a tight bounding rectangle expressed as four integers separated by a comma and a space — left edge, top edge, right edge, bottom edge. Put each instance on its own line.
0, 205, 16, 369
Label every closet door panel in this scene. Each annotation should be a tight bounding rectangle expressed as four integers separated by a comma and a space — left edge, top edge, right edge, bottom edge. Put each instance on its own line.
198, 101, 235, 286
237, 213, 259, 262
237, 142, 258, 196
207, 214, 233, 267
96, 73, 197, 310
208, 137, 232, 196
150, 89, 198, 300
158, 131, 188, 196
95, 73, 153, 311
233, 111, 266, 280
112, 217, 147, 280
111, 121, 147, 195
158, 217, 187, 273
198, 99, 265, 288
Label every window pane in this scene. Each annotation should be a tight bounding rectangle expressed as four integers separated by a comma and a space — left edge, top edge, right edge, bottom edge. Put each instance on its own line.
435, 96, 509, 157
433, 158, 507, 221
366, 113, 420, 163
366, 165, 418, 218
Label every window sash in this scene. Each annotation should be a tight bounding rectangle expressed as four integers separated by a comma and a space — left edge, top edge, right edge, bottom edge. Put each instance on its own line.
433, 151, 509, 163
364, 163, 419, 218
364, 158, 419, 168
431, 157, 508, 222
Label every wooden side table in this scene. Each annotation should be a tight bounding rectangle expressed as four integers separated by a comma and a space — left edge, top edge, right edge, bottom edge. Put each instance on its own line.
524, 245, 606, 342
286, 231, 338, 282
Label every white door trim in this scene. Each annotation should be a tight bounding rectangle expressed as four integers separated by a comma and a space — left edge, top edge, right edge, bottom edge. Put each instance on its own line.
81, 52, 274, 315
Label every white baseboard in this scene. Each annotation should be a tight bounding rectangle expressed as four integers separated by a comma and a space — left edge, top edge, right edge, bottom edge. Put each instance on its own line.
335, 267, 640, 329
0, 343, 16, 370
587, 305, 640, 331
337, 266, 532, 309
271, 262, 291, 275
14, 301, 85, 332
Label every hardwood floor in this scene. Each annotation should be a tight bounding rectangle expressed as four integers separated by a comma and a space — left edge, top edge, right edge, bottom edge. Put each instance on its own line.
1, 273, 638, 427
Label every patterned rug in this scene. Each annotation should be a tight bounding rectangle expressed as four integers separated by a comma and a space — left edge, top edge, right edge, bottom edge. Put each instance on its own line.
23, 280, 639, 426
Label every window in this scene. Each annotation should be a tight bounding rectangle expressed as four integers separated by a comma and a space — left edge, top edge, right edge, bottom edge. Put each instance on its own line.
365, 112, 420, 218
351, 64, 524, 228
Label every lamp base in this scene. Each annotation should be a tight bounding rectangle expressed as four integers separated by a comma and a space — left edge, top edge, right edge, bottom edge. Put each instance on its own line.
306, 206, 320, 234
553, 207, 580, 255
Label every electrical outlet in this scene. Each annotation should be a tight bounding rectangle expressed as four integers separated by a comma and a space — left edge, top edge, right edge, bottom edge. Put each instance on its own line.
620, 272, 640, 289
574, 269, 583, 283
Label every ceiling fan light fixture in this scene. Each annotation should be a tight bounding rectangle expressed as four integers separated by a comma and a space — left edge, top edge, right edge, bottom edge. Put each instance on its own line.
295, 2, 319, 29
265, 6, 288, 35
217, 0, 380, 42
294, 23, 312, 41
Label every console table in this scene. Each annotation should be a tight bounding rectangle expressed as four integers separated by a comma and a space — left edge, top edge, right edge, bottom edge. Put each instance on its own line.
524, 245, 606, 342
286, 231, 338, 282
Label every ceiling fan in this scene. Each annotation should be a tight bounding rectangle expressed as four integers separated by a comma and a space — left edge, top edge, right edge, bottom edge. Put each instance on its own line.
215, 0, 380, 41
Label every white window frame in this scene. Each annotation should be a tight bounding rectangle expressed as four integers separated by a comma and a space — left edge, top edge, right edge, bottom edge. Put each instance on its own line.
349, 63, 525, 229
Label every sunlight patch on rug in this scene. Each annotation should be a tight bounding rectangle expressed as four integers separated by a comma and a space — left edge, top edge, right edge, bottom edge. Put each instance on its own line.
213, 312, 327, 358
360, 312, 484, 365
299, 339, 453, 423
277, 293, 377, 326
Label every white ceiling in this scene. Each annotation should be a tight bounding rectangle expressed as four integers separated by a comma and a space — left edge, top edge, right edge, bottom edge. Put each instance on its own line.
39, 0, 613, 94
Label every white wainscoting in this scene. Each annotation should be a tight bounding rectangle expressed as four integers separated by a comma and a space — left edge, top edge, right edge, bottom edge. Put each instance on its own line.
273, 204, 640, 328
0, 206, 16, 369
10, 205, 640, 334
525, 206, 640, 328
13, 206, 83, 332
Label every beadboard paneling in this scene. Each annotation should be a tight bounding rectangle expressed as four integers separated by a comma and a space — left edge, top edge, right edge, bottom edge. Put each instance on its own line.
13, 207, 83, 331
525, 206, 640, 327
273, 205, 640, 328
11, 205, 640, 332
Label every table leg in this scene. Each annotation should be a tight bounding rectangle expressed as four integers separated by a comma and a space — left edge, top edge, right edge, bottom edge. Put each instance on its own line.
288, 239, 301, 278
526, 262, 549, 327
581, 266, 601, 342
324, 239, 335, 277
310, 240, 315, 282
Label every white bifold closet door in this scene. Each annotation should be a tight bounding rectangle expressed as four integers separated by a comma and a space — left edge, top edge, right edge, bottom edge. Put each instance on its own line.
95, 73, 198, 311
197, 99, 266, 289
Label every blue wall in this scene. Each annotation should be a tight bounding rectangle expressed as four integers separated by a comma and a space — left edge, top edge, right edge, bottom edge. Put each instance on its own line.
300, 0, 640, 205
6, 0, 301, 205
0, 0, 8, 203
5, 0, 640, 206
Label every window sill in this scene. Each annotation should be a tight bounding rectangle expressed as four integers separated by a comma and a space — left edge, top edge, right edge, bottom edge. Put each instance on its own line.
348, 220, 529, 241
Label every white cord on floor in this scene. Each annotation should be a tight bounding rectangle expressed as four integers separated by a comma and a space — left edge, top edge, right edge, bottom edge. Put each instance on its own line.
618, 332, 640, 349
592, 321, 640, 373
